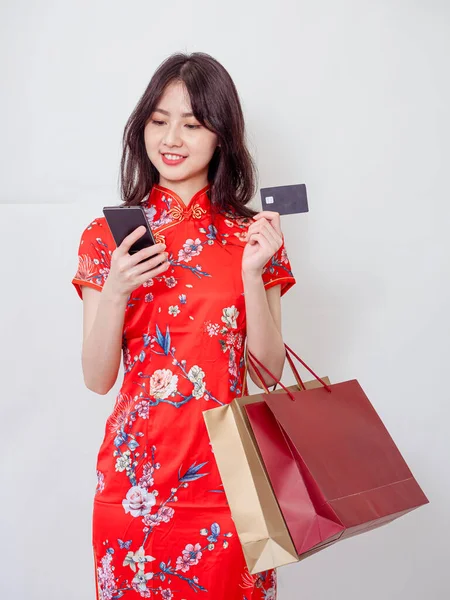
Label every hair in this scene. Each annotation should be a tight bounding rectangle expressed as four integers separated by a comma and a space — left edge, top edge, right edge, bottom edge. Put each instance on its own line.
120, 52, 258, 218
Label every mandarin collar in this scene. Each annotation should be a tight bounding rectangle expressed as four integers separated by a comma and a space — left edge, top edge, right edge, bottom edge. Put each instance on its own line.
142, 183, 212, 228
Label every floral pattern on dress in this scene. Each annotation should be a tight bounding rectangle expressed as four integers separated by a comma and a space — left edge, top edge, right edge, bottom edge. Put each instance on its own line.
73, 183, 296, 599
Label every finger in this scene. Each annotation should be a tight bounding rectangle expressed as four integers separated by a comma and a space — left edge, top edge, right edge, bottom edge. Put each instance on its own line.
134, 252, 169, 275
118, 226, 149, 254
247, 218, 269, 236
247, 231, 272, 251
137, 259, 170, 283
259, 221, 282, 249
253, 211, 280, 222
254, 211, 282, 236
129, 242, 167, 265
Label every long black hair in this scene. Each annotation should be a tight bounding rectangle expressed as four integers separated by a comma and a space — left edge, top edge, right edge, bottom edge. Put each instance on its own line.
120, 52, 258, 218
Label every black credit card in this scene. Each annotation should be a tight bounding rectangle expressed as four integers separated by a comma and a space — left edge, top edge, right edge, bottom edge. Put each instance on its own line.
260, 184, 309, 215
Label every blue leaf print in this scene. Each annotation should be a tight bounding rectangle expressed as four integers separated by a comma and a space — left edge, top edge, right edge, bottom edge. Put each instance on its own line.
207, 522, 220, 542
139, 350, 145, 362
206, 225, 218, 240
155, 324, 165, 349
164, 324, 171, 355
127, 439, 139, 451
179, 461, 209, 482
143, 333, 151, 347
114, 432, 128, 447
155, 324, 171, 355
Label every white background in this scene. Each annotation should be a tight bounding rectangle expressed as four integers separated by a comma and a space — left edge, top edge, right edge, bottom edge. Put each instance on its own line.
1, 0, 449, 598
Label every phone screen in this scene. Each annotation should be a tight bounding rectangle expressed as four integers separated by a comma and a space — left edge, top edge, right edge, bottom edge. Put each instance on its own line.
103, 206, 156, 254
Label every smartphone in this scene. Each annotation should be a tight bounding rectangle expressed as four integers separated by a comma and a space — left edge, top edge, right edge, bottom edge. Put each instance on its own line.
103, 205, 156, 256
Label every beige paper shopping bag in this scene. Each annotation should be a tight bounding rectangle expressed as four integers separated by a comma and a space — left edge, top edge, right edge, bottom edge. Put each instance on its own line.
203, 378, 329, 574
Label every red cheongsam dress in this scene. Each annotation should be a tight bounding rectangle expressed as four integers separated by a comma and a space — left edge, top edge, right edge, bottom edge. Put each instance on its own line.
72, 183, 296, 600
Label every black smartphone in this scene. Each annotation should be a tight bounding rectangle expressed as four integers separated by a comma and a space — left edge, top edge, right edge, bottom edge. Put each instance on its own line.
102, 205, 156, 255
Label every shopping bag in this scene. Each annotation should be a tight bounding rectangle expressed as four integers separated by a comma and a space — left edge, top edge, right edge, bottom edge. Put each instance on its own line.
244, 345, 429, 559
203, 375, 327, 574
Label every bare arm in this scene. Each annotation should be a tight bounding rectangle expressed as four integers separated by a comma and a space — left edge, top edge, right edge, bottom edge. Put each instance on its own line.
242, 211, 290, 388
80, 284, 128, 395
78, 226, 169, 395
244, 278, 284, 387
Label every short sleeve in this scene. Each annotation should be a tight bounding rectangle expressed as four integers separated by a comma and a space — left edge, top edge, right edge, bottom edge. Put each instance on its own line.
262, 240, 296, 296
71, 218, 115, 300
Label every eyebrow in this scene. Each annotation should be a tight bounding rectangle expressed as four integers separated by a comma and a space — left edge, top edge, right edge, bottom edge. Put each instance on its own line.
154, 108, 195, 118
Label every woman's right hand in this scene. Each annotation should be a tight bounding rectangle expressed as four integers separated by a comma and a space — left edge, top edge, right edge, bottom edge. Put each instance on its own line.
104, 225, 170, 299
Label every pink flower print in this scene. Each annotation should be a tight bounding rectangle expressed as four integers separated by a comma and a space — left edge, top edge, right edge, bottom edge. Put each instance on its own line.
183, 543, 202, 566
107, 393, 135, 434
161, 590, 173, 600
205, 322, 220, 337
143, 506, 175, 527
150, 369, 178, 399
165, 276, 177, 289
143, 204, 157, 224
236, 333, 243, 350
95, 470, 105, 495
228, 347, 238, 377
122, 486, 155, 517
281, 248, 289, 264
76, 254, 98, 282
97, 551, 118, 599
175, 554, 191, 572
224, 219, 234, 227
226, 332, 237, 347
178, 238, 203, 263
138, 463, 155, 489
176, 543, 203, 572
234, 230, 248, 242
135, 400, 150, 419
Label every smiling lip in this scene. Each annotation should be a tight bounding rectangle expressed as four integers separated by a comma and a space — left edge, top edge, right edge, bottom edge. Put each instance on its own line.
161, 152, 187, 166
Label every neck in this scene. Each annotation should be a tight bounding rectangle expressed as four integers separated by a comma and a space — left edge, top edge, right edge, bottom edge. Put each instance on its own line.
158, 174, 210, 206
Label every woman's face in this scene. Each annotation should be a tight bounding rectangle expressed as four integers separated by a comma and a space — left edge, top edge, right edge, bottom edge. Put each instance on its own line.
144, 81, 219, 187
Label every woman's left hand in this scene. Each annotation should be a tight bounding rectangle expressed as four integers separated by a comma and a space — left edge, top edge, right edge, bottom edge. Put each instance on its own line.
241, 211, 283, 277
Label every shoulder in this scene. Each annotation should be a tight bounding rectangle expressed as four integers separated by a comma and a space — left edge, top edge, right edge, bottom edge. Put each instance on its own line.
214, 209, 255, 244
81, 216, 108, 234
79, 216, 113, 243
76, 216, 116, 258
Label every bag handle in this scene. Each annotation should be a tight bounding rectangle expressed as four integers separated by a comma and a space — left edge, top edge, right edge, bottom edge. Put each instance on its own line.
284, 345, 331, 392
245, 344, 332, 400
242, 345, 307, 397
246, 351, 296, 400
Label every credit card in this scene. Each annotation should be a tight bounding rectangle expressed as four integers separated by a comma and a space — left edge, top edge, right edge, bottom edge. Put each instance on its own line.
260, 184, 308, 215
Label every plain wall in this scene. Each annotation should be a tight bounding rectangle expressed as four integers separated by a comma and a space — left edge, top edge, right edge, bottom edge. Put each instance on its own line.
1, 1, 449, 598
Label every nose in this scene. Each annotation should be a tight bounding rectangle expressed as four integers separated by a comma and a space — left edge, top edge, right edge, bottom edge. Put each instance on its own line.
163, 123, 183, 147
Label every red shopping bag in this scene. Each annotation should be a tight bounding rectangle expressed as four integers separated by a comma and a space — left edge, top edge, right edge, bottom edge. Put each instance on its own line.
244, 346, 429, 558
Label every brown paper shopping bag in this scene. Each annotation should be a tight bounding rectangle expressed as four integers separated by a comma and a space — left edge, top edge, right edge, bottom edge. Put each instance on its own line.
203, 376, 329, 574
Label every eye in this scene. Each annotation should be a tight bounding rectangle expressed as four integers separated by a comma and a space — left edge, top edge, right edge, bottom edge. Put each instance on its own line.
185, 124, 201, 129
151, 120, 165, 126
